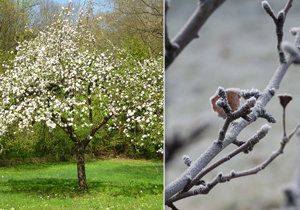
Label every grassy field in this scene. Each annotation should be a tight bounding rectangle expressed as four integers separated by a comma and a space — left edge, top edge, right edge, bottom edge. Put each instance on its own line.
0, 159, 163, 210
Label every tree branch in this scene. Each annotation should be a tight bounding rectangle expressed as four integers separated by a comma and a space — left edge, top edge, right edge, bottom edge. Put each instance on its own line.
165, 0, 226, 69
90, 115, 112, 137
168, 122, 300, 204
59, 116, 78, 143
166, 122, 209, 163
83, 115, 113, 147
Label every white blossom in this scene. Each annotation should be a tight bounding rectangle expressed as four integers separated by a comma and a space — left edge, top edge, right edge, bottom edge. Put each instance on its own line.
0, 10, 163, 153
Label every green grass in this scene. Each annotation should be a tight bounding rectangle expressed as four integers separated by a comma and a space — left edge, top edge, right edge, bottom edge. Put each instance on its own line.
0, 159, 163, 210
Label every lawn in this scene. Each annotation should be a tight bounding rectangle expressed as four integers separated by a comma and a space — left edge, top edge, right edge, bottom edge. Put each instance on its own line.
0, 159, 163, 210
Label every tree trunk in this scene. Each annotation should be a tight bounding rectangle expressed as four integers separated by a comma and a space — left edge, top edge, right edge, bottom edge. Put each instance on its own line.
75, 143, 88, 190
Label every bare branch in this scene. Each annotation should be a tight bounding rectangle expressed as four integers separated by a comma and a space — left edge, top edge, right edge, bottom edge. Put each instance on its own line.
165, 2, 300, 202
167, 202, 179, 210
165, 0, 226, 69
166, 50, 297, 204
58, 116, 78, 143
262, 1, 277, 22
166, 122, 209, 163
283, 0, 293, 15
168, 123, 300, 203
188, 124, 270, 189
83, 115, 113, 147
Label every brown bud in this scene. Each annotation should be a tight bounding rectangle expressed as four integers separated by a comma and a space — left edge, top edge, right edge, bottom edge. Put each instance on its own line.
210, 88, 241, 119
278, 94, 293, 108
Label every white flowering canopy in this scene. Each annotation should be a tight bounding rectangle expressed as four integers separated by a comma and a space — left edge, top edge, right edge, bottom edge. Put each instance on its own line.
0, 10, 163, 152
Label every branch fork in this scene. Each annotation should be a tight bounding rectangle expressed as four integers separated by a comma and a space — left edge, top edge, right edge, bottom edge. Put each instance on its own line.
262, 0, 293, 63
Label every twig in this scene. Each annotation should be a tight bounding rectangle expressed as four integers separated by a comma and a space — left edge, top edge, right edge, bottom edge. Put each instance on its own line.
217, 96, 256, 142
290, 27, 300, 52
240, 88, 261, 99
258, 108, 276, 123
262, 0, 294, 63
283, 0, 293, 14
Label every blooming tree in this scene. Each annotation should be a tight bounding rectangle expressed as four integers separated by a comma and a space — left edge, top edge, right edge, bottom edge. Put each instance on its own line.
0, 10, 163, 190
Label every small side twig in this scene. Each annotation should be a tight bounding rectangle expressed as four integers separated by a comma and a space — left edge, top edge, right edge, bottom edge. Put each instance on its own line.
217, 87, 256, 142
182, 155, 192, 167
290, 28, 300, 50
283, 0, 293, 15
258, 108, 276, 123
240, 88, 262, 99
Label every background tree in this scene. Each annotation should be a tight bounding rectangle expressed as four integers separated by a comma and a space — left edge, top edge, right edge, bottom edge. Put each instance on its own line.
0, 0, 32, 71
98, 0, 163, 58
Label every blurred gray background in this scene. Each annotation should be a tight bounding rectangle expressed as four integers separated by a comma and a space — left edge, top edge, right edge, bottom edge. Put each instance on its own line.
165, 0, 300, 209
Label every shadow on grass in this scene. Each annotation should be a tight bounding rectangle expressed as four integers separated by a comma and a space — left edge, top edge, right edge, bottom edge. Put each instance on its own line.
98, 165, 162, 177
0, 178, 163, 198
0, 162, 55, 170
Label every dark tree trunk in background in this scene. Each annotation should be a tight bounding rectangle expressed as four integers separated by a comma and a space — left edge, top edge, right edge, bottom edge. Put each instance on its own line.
75, 142, 88, 190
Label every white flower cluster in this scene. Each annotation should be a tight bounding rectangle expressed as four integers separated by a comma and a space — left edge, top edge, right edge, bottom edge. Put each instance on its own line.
0, 10, 163, 152
107, 56, 164, 153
